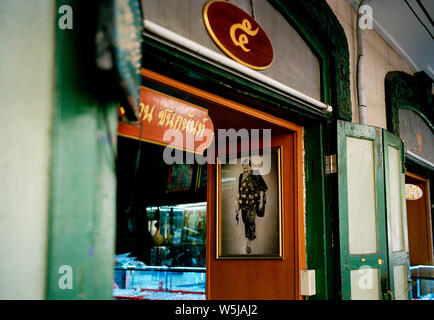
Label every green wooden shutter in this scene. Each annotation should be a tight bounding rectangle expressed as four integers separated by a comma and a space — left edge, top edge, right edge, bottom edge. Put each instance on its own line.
383, 130, 411, 300
337, 120, 389, 300
337, 121, 411, 300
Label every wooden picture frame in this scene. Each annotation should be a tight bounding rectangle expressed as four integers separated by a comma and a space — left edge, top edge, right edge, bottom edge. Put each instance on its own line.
216, 147, 283, 259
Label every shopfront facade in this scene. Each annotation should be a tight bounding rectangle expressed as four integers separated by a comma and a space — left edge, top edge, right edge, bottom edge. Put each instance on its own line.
1, 0, 432, 300
110, 0, 346, 300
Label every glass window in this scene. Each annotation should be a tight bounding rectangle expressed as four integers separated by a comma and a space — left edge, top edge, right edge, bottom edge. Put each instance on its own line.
113, 138, 207, 300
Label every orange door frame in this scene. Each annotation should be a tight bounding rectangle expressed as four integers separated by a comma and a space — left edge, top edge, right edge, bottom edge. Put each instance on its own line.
141, 68, 306, 300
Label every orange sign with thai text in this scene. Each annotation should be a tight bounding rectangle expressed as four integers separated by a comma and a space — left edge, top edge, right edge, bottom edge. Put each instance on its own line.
203, 0, 273, 70
118, 87, 214, 154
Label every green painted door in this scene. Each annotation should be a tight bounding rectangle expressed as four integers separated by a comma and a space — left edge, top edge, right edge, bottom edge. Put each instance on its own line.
383, 130, 411, 300
337, 120, 389, 300
337, 120, 411, 300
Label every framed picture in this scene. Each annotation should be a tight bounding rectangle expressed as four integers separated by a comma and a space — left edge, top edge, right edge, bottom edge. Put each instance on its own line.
216, 147, 283, 259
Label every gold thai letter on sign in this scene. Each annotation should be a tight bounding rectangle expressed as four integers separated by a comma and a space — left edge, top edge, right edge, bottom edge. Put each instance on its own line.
203, 0, 273, 70
118, 87, 214, 154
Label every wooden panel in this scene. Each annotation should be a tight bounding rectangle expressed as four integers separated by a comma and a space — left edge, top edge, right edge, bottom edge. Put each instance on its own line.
207, 133, 297, 300
346, 137, 378, 254
405, 172, 433, 265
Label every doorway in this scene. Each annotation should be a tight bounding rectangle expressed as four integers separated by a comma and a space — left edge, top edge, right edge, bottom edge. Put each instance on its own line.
113, 69, 306, 300
405, 171, 433, 266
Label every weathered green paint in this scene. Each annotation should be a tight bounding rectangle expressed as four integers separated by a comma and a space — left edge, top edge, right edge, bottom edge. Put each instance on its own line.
337, 122, 413, 300
382, 130, 411, 300
46, 0, 118, 299
337, 120, 389, 300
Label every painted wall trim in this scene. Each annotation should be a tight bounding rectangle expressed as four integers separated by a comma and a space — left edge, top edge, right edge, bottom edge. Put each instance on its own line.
46, 0, 117, 299
406, 151, 434, 170
385, 71, 433, 136
400, 106, 434, 134
143, 19, 333, 114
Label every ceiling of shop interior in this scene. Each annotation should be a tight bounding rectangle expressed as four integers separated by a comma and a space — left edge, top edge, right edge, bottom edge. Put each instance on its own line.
347, 0, 433, 80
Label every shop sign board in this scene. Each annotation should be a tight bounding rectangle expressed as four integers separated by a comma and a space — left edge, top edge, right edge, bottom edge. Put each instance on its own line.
113, 0, 143, 120
203, 0, 273, 70
118, 87, 214, 154
405, 183, 423, 200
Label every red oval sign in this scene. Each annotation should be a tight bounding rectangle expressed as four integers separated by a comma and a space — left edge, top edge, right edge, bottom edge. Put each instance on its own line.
203, 0, 273, 70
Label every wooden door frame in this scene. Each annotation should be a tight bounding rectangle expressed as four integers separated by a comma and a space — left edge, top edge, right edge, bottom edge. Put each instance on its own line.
140, 68, 306, 300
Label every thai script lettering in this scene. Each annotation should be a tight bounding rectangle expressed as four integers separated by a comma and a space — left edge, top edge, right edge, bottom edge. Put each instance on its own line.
137, 103, 209, 139
230, 19, 259, 52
